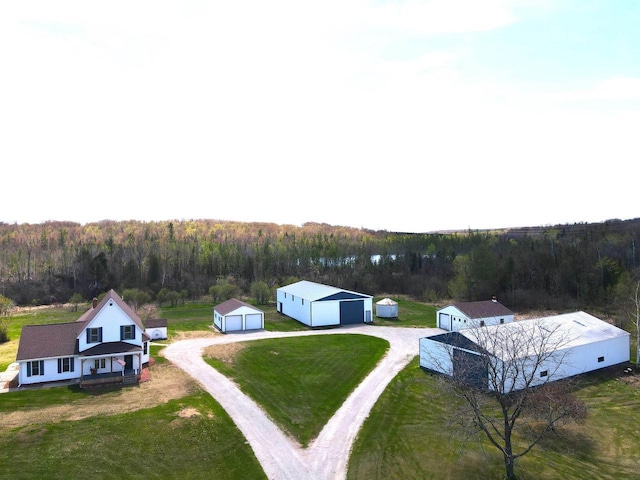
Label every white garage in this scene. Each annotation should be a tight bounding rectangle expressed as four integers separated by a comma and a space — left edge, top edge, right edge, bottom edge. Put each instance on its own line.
213, 298, 265, 333
436, 298, 514, 331
276, 280, 373, 327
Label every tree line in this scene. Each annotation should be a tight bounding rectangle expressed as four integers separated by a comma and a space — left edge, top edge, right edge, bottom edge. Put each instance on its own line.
0, 217, 638, 318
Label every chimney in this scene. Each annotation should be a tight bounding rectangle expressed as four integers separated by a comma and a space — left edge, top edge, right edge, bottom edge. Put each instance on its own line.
92, 298, 98, 309
491, 296, 497, 302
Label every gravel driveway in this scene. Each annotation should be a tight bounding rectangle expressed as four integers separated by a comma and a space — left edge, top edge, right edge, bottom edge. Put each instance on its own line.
163, 324, 442, 480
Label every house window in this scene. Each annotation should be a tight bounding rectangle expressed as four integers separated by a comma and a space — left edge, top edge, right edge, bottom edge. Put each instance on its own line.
302, 299, 304, 305
500, 319, 505, 324
540, 370, 548, 378
480, 321, 485, 327
57, 357, 75, 373
598, 356, 605, 363
121, 325, 135, 340
87, 327, 102, 343
94, 358, 106, 369
143, 342, 148, 355
27, 360, 44, 377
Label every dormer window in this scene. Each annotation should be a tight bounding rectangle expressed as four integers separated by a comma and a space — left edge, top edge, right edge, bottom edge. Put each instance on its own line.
87, 327, 102, 344
121, 325, 135, 340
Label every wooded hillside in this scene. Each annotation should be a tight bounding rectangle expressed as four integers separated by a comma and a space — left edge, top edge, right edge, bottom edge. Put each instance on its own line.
1, 218, 638, 317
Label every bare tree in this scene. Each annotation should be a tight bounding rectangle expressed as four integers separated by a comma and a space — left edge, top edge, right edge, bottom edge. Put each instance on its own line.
614, 276, 640, 367
425, 320, 587, 480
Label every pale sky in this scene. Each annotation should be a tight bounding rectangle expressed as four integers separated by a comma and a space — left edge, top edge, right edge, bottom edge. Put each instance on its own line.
1, 1, 638, 233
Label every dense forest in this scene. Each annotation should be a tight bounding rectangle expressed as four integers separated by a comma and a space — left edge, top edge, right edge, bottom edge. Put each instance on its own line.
1, 218, 639, 319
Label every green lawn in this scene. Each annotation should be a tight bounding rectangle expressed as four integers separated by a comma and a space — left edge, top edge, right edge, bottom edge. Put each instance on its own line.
348, 358, 640, 480
371, 297, 438, 328
0, 391, 266, 480
205, 334, 389, 446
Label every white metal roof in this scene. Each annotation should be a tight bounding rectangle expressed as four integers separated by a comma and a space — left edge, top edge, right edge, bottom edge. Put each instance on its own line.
461, 311, 629, 360
277, 280, 371, 301
377, 298, 398, 305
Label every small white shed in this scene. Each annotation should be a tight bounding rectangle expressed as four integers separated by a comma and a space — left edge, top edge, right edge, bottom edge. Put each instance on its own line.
213, 298, 264, 333
276, 280, 373, 327
376, 298, 398, 318
144, 318, 168, 340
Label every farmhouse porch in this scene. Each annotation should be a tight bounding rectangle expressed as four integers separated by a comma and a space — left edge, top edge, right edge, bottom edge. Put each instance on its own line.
79, 352, 143, 388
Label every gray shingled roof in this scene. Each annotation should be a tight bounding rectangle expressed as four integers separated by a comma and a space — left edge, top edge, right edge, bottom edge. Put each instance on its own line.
145, 318, 168, 329
452, 300, 514, 319
17, 289, 147, 362
214, 298, 263, 316
16, 322, 80, 361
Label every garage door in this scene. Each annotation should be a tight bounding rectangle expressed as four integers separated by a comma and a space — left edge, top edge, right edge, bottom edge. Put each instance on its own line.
438, 313, 450, 330
225, 315, 243, 332
340, 300, 364, 325
245, 313, 263, 330
453, 348, 487, 390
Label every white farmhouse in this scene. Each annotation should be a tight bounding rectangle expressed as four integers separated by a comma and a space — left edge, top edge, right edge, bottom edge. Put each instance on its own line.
436, 298, 514, 331
419, 311, 630, 391
276, 280, 373, 327
16, 290, 150, 388
213, 298, 264, 333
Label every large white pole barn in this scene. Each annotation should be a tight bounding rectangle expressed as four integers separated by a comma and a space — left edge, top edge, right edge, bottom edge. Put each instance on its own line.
276, 280, 373, 327
420, 311, 630, 391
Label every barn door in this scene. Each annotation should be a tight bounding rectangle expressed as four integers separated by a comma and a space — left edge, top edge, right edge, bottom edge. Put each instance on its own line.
452, 349, 487, 390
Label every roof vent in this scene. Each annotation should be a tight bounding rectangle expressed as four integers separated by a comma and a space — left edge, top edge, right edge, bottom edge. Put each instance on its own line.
491, 296, 497, 302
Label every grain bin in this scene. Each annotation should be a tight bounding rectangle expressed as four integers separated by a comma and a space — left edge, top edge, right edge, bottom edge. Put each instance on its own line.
376, 298, 398, 318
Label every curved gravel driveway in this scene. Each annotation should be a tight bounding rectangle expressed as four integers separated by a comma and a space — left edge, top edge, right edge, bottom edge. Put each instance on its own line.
163, 325, 442, 480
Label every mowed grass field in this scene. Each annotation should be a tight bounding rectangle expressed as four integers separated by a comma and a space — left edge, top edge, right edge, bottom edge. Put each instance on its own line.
1, 298, 639, 479
204, 334, 389, 446
348, 358, 640, 480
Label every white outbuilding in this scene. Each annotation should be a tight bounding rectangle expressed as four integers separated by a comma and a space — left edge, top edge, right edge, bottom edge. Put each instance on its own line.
419, 311, 630, 391
213, 298, 265, 333
276, 280, 373, 327
144, 318, 168, 340
436, 298, 514, 331
376, 298, 398, 318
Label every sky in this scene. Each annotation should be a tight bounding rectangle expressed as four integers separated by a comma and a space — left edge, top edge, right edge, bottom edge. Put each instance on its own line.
1, 0, 638, 233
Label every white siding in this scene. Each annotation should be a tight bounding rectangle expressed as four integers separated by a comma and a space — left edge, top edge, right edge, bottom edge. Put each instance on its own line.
419, 338, 453, 375
277, 289, 312, 326
78, 300, 139, 352
19, 357, 78, 385
311, 301, 341, 327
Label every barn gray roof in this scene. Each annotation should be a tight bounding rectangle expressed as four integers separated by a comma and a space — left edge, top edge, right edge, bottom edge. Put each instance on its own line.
16, 322, 80, 361
451, 300, 514, 319
145, 318, 168, 329
214, 298, 263, 316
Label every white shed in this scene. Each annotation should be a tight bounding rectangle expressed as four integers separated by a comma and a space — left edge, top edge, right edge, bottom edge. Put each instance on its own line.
144, 318, 168, 340
213, 298, 264, 333
420, 311, 630, 392
276, 280, 373, 327
436, 298, 514, 331
376, 298, 398, 318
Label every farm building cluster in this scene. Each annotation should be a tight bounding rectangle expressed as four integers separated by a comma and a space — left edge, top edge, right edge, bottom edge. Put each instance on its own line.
420, 300, 630, 391
12, 281, 632, 390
